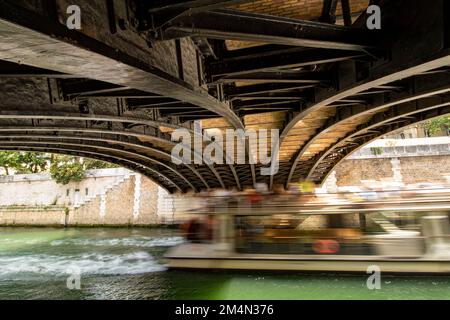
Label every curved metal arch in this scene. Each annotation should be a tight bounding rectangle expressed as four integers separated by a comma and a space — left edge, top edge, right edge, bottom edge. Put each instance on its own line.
0, 7, 252, 188
0, 110, 181, 130
0, 127, 210, 189
280, 54, 450, 139
0, 6, 244, 129
318, 106, 450, 185
0, 113, 228, 189
307, 100, 450, 182
0, 126, 214, 189
0, 112, 239, 189
285, 76, 450, 187
0, 140, 185, 192
269, 51, 450, 188
0, 133, 198, 191
0, 145, 176, 193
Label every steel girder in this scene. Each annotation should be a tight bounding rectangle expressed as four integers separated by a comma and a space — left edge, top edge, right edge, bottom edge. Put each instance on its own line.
267, 0, 450, 188
0, 1, 243, 129
157, 9, 375, 51
4, 127, 211, 189
285, 72, 450, 186
314, 103, 450, 184
207, 46, 364, 79
1, 0, 450, 192
0, 144, 178, 192
0, 133, 199, 190
0, 112, 236, 191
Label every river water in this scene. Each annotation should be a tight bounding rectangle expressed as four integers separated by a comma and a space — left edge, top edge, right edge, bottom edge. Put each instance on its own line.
0, 227, 448, 300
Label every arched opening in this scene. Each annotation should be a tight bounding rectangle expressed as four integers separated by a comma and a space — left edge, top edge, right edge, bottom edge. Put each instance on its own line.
321, 114, 450, 190
0, 150, 176, 227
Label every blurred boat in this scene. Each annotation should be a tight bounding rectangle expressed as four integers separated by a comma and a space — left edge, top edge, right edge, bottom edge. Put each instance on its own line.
165, 192, 450, 273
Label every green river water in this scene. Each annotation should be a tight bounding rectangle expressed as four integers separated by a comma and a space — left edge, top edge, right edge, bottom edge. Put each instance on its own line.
0, 227, 448, 300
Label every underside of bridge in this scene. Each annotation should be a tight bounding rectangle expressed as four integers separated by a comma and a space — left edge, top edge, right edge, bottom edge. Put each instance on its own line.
1, 0, 450, 193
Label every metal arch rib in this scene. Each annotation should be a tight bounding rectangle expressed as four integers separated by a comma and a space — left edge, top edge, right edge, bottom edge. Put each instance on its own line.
280, 52, 450, 143
0, 2, 250, 187
269, 50, 450, 189
0, 126, 210, 190
0, 145, 178, 193
0, 2, 243, 129
0, 140, 185, 192
285, 77, 450, 187
0, 133, 199, 191
0, 112, 227, 189
307, 99, 450, 181
318, 105, 450, 184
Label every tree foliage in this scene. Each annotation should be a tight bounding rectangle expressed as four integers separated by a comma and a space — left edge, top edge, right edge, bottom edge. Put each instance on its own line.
50, 155, 85, 185
83, 158, 117, 170
0, 151, 20, 176
424, 115, 450, 136
15, 152, 50, 174
0, 151, 118, 185
370, 147, 383, 156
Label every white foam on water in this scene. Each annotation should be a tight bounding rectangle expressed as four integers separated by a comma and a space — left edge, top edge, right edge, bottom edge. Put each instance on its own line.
0, 251, 166, 276
50, 236, 184, 248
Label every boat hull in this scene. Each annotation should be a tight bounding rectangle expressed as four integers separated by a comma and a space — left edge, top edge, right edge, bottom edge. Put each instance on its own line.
166, 256, 450, 274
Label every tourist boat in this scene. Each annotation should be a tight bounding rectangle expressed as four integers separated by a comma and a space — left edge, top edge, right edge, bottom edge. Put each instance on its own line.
165, 193, 450, 273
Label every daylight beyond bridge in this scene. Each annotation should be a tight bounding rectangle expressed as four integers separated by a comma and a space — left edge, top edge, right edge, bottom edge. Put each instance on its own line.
1, 0, 450, 193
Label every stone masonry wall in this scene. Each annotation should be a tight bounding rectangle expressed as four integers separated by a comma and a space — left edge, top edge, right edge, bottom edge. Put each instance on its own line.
0, 170, 160, 227
135, 176, 159, 225
334, 158, 394, 186
332, 155, 450, 187
400, 156, 450, 185
0, 207, 67, 227
67, 175, 160, 226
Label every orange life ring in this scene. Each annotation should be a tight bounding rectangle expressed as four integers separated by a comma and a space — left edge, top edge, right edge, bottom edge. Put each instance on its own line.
312, 239, 340, 254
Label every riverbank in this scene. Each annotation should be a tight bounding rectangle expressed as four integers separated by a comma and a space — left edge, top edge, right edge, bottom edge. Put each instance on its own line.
0, 205, 178, 228
0, 169, 175, 227
0, 222, 179, 229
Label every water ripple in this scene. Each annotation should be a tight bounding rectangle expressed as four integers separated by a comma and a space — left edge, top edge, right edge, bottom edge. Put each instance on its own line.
0, 251, 166, 276
50, 236, 184, 248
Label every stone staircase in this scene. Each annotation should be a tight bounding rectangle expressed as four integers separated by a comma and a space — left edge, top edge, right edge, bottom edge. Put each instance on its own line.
72, 172, 134, 209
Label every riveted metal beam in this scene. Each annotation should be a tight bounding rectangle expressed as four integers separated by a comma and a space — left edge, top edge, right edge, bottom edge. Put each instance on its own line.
307, 96, 450, 182
285, 72, 450, 187
208, 47, 363, 78
0, 136, 195, 191
0, 113, 230, 188
0, 133, 202, 191
0, 145, 177, 192
226, 83, 316, 98
212, 71, 330, 85
0, 1, 244, 129
0, 143, 182, 192
34, 126, 210, 189
317, 105, 450, 184
146, 0, 247, 13
160, 9, 375, 51
135, 0, 250, 30
280, 0, 450, 141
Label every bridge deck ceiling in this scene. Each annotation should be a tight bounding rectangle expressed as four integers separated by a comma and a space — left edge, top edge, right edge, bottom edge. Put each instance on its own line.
1, 0, 450, 191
